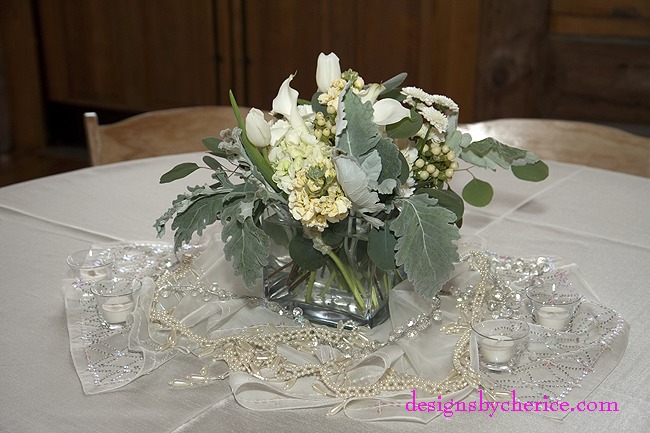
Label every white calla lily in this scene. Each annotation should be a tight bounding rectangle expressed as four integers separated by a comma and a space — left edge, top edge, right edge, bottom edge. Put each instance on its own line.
272, 74, 299, 118
316, 52, 341, 93
245, 108, 271, 148
372, 98, 411, 126
358, 83, 385, 105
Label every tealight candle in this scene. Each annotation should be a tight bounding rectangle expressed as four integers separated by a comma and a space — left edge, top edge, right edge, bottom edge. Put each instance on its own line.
79, 266, 112, 282
536, 305, 571, 330
479, 335, 515, 364
99, 296, 135, 324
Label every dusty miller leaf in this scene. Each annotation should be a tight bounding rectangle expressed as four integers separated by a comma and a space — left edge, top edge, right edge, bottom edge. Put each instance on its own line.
171, 193, 226, 250
375, 136, 402, 185
334, 156, 384, 213
336, 89, 380, 158
391, 194, 460, 299
360, 150, 382, 188
221, 202, 270, 288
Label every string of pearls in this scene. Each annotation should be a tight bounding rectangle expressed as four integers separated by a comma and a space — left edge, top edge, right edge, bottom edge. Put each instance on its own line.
149, 251, 496, 399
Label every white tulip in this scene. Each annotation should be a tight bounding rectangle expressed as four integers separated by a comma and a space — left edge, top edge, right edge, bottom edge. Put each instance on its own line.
245, 108, 271, 148
372, 98, 411, 126
316, 52, 341, 93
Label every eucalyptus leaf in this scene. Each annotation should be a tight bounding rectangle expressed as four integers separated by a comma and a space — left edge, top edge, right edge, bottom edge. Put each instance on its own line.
512, 160, 549, 181
368, 224, 398, 271
262, 218, 294, 248
202, 137, 229, 158
460, 137, 537, 171
159, 162, 200, 184
310, 92, 328, 115
289, 235, 328, 271
202, 155, 223, 171
380, 72, 408, 93
386, 109, 423, 139
321, 227, 344, 248
221, 203, 270, 288
398, 151, 410, 184
380, 88, 406, 102
391, 194, 460, 299
418, 188, 465, 221
445, 130, 464, 155
462, 178, 494, 207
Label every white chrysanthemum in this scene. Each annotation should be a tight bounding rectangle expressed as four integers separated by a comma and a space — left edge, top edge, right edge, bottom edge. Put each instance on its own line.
401, 86, 434, 106
431, 94, 459, 112
419, 106, 448, 134
401, 147, 418, 166
399, 146, 418, 197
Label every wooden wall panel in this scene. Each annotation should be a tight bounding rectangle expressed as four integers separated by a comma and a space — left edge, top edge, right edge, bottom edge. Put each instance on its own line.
0, 0, 47, 150
550, 0, 650, 39
543, 37, 650, 124
239, 0, 481, 120
37, 0, 218, 112
475, 0, 549, 120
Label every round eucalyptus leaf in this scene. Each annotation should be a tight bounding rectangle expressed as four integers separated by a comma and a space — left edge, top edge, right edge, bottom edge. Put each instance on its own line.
512, 161, 549, 182
368, 226, 398, 271
462, 178, 494, 207
289, 235, 328, 270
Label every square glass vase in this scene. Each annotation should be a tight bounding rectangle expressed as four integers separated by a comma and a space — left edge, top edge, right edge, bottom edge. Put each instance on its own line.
262, 212, 397, 328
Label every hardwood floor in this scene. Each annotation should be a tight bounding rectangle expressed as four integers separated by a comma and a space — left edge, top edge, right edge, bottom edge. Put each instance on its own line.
0, 148, 89, 187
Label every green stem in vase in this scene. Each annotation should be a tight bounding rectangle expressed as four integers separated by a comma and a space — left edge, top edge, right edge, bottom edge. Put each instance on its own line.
327, 251, 366, 310
306, 271, 316, 303
319, 267, 337, 297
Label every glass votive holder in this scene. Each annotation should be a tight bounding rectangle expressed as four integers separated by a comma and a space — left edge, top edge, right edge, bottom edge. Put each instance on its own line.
472, 319, 529, 372
526, 281, 582, 331
67, 249, 115, 289
91, 279, 141, 327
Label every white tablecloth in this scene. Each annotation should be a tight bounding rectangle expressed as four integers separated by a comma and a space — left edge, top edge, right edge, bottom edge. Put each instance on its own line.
1, 153, 648, 432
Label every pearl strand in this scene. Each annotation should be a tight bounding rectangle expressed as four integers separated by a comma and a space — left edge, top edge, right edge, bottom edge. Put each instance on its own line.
150, 251, 494, 399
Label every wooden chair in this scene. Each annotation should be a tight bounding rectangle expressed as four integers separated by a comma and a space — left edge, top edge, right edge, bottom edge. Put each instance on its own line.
459, 118, 650, 178
84, 106, 249, 165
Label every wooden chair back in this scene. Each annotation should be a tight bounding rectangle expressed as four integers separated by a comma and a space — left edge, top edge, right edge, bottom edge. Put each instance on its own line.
84, 106, 249, 165
460, 118, 650, 178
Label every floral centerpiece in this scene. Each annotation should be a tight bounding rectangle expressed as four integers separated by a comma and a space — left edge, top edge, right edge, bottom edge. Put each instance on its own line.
154, 52, 548, 326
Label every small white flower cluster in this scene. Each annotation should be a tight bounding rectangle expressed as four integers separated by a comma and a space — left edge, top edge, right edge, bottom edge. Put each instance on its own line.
400, 86, 461, 185
317, 71, 365, 116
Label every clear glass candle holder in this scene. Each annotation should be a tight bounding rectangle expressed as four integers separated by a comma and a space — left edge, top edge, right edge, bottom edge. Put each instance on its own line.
67, 248, 115, 293
91, 279, 141, 327
472, 319, 529, 372
526, 280, 582, 331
